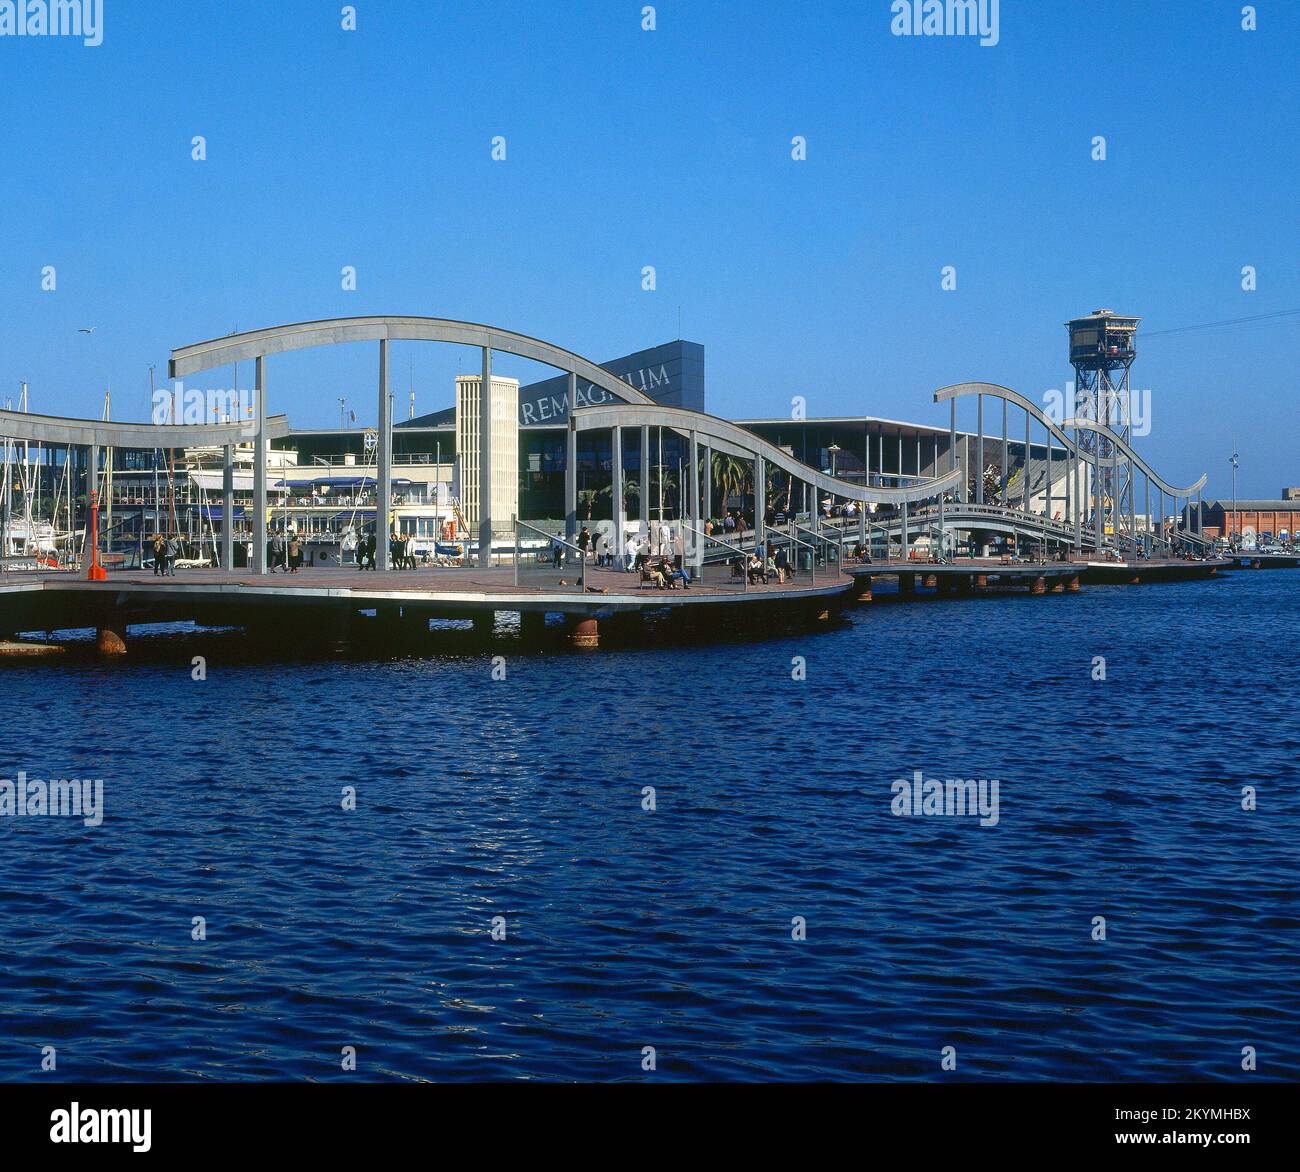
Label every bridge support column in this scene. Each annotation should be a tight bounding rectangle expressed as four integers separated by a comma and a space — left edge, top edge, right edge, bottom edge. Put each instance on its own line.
923, 573, 937, 588
1068, 574, 1080, 592
96, 622, 127, 656
1031, 575, 1046, 595
1050, 578, 1065, 593
639, 425, 650, 534
476, 344, 491, 568
378, 339, 393, 571
222, 442, 234, 571
853, 575, 873, 602
974, 574, 988, 589
754, 454, 765, 550
520, 610, 546, 639
569, 616, 599, 649
253, 355, 267, 573
688, 430, 702, 579
566, 400, 578, 543
472, 611, 494, 637
899, 573, 915, 595
612, 424, 624, 565
703, 441, 712, 524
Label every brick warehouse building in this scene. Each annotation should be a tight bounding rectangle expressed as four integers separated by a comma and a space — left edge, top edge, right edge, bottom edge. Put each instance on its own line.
1192, 489, 1300, 542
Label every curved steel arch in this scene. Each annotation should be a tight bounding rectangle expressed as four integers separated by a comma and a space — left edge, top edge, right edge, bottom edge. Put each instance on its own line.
571, 402, 962, 505
935, 380, 1206, 497
0, 408, 291, 448
169, 316, 660, 409
1063, 418, 1207, 496
935, 381, 1078, 451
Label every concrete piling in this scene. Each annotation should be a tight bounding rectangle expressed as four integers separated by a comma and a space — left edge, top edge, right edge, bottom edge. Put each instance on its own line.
569, 616, 599, 648
96, 623, 128, 655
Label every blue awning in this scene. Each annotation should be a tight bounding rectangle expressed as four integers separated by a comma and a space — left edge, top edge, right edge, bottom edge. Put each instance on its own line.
189, 505, 245, 520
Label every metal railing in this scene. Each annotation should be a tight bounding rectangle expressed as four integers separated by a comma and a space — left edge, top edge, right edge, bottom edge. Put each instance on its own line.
513, 517, 585, 591
794, 524, 844, 577
763, 527, 818, 586
681, 524, 748, 592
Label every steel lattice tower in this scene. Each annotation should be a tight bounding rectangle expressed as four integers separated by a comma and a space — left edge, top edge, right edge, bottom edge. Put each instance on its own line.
1067, 309, 1140, 553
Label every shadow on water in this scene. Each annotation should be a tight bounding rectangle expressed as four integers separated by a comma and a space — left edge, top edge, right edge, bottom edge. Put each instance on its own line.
2, 607, 855, 666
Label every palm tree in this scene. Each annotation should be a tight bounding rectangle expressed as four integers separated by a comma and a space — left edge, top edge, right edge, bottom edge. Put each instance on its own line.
659, 470, 678, 516
711, 453, 749, 515
620, 474, 640, 517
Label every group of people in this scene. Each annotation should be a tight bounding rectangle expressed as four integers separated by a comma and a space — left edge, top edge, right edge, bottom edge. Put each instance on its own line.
737, 545, 788, 585
267, 531, 304, 573
704, 510, 748, 539
574, 526, 615, 567
150, 534, 182, 576
638, 549, 690, 589
354, 531, 420, 570
389, 533, 419, 569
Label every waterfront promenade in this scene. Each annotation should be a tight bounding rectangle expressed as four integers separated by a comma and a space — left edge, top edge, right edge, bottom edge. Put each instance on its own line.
0, 562, 857, 652
0, 549, 1242, 657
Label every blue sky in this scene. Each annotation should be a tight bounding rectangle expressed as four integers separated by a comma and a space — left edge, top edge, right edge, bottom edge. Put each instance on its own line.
1, 0, 1295, 497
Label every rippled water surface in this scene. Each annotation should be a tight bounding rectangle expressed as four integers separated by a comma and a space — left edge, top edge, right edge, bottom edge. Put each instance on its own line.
2, 571, 1297, 1081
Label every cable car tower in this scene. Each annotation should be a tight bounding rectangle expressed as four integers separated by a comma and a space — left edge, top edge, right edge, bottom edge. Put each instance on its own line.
1067, 309, 1140, 553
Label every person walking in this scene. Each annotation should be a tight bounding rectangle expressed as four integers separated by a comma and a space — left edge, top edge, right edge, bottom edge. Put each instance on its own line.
152, 534, 165, 576
288, 532, 302, 573
164, 534, 179, 576
270, 531, 285, 573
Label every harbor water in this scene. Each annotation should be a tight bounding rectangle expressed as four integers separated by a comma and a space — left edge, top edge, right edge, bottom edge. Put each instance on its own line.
1, 570, 1296, 1081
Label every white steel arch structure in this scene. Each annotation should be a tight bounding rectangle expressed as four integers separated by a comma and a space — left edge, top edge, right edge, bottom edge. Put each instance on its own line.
171, 316, 960, 572
936, 381, 1208, 555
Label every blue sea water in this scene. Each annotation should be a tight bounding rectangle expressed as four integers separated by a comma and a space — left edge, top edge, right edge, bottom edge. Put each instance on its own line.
1, 570, 1297, 1082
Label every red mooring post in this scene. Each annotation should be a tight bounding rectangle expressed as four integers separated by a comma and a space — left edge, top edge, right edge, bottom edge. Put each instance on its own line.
87, 489, 107, 581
